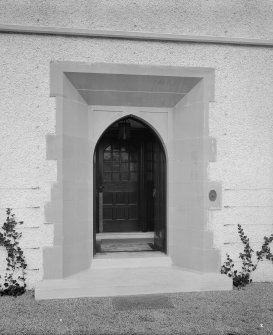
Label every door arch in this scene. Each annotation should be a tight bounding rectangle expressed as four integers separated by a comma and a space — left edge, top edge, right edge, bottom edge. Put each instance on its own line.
93, 115, 167, 253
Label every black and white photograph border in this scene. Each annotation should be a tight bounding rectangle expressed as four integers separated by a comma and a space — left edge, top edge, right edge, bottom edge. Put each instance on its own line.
0, 1, 273, 334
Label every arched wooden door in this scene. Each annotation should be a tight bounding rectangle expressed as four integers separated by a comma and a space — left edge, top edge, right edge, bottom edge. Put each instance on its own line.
94, 119, 166, 253
96, 138, 140, 232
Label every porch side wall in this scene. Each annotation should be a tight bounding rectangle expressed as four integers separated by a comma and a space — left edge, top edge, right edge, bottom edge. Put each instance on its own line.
44, 74, 92, 278
169, 79, 221, 272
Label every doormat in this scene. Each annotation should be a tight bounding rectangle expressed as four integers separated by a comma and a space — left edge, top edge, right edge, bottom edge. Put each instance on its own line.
112, 294, 174, 311
99, 239, 154, 253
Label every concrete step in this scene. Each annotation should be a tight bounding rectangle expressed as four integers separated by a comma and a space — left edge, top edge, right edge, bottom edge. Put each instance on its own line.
92, 251, 172, 269
35, 266, 232, 300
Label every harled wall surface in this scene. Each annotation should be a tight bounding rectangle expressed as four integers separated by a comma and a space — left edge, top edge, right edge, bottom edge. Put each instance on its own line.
0, 2, 273, 287
0, 0, 272, 40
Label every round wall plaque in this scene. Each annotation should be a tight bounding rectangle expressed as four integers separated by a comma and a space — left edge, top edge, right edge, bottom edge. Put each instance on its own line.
209, 190, 217, 202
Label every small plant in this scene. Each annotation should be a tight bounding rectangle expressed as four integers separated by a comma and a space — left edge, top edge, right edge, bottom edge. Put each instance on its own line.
0, 208, 27, 296
221, 224, 273, 288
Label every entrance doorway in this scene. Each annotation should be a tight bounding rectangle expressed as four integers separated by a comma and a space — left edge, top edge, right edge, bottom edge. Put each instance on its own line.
94, 116, 166, 254
39, 62, 229, 300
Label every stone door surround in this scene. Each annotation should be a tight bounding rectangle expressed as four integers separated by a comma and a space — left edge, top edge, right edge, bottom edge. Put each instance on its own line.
43, 62, 221, 280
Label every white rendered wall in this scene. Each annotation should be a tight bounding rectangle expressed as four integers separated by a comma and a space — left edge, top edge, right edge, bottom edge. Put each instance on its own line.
0, 0, 272, 40
0, 33, 273, 286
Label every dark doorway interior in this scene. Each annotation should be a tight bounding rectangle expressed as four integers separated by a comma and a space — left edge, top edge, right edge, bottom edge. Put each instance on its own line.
94, 116, 166, 254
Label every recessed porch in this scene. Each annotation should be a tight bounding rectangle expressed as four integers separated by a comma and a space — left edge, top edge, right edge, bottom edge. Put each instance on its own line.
37, 62, 232, 299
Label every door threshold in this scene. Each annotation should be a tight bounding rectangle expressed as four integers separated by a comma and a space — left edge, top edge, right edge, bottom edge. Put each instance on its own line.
96, 232, 154, 240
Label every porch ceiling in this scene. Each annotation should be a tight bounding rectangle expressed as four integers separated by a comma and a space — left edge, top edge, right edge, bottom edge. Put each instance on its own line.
66, 72, 200, 108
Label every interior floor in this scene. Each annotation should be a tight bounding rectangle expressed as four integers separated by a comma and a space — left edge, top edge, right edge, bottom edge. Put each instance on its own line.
95, 232, 158, 253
